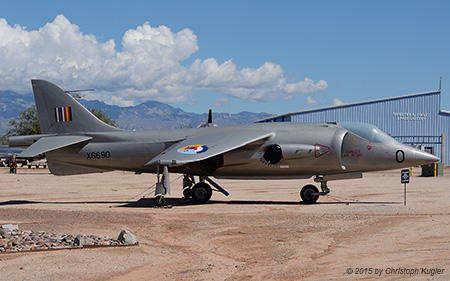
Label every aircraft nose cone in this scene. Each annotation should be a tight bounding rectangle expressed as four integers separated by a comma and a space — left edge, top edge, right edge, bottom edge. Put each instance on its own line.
414, 149, 440, 165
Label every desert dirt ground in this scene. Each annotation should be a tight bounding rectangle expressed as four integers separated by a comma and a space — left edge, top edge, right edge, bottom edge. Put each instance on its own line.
0, 166, 449, 280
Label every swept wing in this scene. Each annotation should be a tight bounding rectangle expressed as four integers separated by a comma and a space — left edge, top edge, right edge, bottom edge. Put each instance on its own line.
146, 130, 274, 166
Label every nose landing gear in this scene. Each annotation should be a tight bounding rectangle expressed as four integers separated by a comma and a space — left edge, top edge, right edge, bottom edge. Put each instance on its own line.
300, 184, 320, 204
300, 176, 331, 204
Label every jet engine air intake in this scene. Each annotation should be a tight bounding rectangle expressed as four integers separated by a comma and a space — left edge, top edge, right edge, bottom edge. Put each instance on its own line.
264, 144, 283, 164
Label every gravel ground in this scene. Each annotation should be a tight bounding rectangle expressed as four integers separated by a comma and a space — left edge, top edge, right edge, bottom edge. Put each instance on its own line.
0, 166, 449, 280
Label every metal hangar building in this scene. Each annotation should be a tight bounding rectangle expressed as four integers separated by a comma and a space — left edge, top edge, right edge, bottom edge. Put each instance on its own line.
256, 90, 450, 165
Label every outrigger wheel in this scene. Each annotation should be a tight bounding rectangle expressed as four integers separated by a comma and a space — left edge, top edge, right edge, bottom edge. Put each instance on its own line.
154, 195, 167, 207
300, 184, 320, 204
191, 182, 212, 204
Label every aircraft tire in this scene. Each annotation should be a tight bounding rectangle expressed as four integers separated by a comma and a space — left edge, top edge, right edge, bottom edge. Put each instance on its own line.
191, 183, 212, 204
300, 185, 319, 204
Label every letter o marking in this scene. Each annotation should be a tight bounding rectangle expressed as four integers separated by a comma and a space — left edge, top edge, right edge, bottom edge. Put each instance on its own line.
396, 150, 405, 163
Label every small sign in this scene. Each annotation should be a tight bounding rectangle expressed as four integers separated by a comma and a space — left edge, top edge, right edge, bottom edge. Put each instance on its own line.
401, 169, 410, 183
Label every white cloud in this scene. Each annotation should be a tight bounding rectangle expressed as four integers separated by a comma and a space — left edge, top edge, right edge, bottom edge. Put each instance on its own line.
305, 96, 318, 106
0, 15, 328, 106
214, 97, 229, 107
332, 98, 346, 106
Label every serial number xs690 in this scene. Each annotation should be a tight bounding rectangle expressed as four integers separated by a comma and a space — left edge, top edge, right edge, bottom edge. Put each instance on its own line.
86, 151, 111, 159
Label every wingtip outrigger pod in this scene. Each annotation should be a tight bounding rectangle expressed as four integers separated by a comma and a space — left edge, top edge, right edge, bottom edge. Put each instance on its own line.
154, 163, 171, 207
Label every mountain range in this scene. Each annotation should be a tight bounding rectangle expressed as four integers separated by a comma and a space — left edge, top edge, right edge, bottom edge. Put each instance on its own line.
0, 91, 273, 135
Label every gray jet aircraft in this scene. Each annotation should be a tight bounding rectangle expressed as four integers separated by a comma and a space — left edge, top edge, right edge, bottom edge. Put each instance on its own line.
12, 80, 439, 206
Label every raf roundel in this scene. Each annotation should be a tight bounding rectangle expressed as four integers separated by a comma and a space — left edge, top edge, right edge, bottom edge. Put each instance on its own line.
177, 145, 209, 154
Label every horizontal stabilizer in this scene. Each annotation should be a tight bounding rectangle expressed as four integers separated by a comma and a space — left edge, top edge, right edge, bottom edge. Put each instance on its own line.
18, 135, 92, 158
146, 130, 273, 166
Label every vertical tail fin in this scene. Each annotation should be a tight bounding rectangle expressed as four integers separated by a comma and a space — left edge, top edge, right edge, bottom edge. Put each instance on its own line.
31, 79, 121, 134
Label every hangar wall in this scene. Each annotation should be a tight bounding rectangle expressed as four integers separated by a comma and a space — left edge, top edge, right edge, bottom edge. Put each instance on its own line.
257, 91, 450, 165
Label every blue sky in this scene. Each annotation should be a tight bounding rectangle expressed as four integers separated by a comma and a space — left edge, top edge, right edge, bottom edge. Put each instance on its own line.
1, 0, 449, 115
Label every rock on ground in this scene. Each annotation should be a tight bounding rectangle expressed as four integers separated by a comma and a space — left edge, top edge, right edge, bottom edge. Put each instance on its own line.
117, 230, 138, 245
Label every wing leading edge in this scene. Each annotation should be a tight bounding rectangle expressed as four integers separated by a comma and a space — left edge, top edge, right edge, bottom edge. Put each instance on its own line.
146, 130, 274, 167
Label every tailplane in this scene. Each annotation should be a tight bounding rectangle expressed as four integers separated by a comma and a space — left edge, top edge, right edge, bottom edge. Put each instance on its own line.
31, 79, 121, 134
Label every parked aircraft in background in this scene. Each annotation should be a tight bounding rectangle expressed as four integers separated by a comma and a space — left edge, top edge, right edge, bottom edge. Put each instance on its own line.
0, 145, 25, 158
12, 80, 439, 206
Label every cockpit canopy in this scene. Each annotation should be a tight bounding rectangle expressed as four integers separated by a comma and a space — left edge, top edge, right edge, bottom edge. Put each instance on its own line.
339, 122, 396, 144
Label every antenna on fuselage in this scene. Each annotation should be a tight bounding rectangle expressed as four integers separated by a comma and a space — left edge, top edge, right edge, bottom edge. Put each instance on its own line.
207, 109, 213, 124
198, 109, 217, 128
64, 89, 95, 100
63, 89, 95, 94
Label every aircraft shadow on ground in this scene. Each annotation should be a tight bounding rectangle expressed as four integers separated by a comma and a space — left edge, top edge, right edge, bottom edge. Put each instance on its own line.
0, 198, 402, 208
0, 200, 124, 206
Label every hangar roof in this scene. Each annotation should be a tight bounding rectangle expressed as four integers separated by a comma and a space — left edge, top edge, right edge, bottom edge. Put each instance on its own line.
256, 90, 446, 122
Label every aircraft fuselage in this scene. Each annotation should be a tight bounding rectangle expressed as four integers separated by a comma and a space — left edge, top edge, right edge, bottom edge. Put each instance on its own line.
45, 122, 436, 178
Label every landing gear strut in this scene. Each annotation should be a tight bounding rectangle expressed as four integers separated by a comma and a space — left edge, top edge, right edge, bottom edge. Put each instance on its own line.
182, 174, 195, 199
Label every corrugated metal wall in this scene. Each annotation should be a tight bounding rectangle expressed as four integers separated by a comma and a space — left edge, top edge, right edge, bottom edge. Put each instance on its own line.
267, 91, 450, 165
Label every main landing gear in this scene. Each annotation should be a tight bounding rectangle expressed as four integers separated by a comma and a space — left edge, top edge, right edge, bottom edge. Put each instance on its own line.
153, 165, 229, 207
300, 176, 330, 204
186, 182, 213, 204
182, 175, 229, 204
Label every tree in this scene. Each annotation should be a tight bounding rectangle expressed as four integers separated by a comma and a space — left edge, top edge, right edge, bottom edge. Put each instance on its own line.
5, 105, 40, 136
71, 92, 117, 127
87, 107, 117, 127
174, 123, 193, 129
0, 135, 9, 145
71, 93, 117, 127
